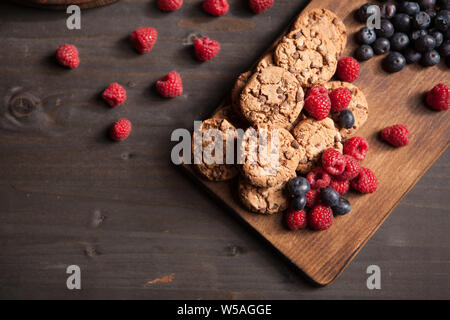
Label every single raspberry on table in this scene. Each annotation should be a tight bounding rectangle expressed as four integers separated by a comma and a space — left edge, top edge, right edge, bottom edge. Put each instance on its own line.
102, 83, 127, 107
130, 27, 158, 53
158, 0, 183, 11
306, 167, 331, 189
304, 94, 331, 120
329, 177, 350, 195
56, 44, 80, 69
308, 205, 333, 231
305, 189, 320, 207
203, 0, 229, 16
194, 37, 220, 61
381, 124, 410, 147
336, 57, 360, 83
110, 118, 132, 141
285, 209, 307, 230
249, 0, 274, 14
337, 155, 361, 181
329, 87, 352, 112
343, 136, 369, 161
321, 148, 346, 176
156, 71, 183, 98
351, 167, 378, 193
306, 85, 328, 99
426, 83, 449, 111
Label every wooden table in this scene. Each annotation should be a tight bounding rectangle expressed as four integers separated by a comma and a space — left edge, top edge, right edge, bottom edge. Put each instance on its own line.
0, 0, 448, 299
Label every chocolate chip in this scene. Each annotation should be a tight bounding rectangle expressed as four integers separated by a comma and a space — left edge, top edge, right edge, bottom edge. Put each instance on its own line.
294, 32, 303, 39
289, 67, 297, 73
291, 140, 300, 149
276, 87, 283, 94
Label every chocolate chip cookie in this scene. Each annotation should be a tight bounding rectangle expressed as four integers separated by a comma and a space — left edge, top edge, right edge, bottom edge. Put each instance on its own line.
239, 66, 304, 129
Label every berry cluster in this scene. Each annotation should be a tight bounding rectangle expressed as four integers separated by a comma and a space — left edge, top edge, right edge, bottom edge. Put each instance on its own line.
285, 138, 378, 231
355, 1, 450, 72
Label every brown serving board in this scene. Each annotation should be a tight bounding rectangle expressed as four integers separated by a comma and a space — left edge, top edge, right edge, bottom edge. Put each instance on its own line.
184, 0, 449, 285
11, 0, 118, 9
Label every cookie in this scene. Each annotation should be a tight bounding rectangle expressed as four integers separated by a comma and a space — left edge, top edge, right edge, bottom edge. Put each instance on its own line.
212, 104, 243, 128
239, 66, 304, 129
238, 177, 289, 215
193, 118, 239, 181
255, 52, 274, 72
240, 126, 301, 188
292, 8, 347, 58
231, 71, 252, 115
274, 29, 337, 87
324, 81, 369, 139
291, 117, 342, 174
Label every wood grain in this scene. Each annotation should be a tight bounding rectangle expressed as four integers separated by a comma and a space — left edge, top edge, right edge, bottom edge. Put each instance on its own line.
11, 0, 118, 9
185, 0, 450, 285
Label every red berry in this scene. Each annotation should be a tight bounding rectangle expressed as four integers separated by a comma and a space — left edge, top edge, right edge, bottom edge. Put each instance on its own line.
309, 205, 333, 231
426, 83, 449, 111
102, 83, 127, 107
156, 71, 183, 98
329, 177, 350, 195
249, 0, 274, 13
306, 85, 328, 99
336, 57, 360, 82
56, 44, 79, 69
110, 118, 132, 141
321, 148, 346, 176
157, 0, 183, 11
329, 87, 352, 112
305, 189, 320, 207
285, 209, 307, 230
337, 155, 361, 180
381, 124, 410, 147
203, 0, 229, 16
306, 167, 331, 189
130, 27, 158, 53
304, 94, 331, 120
194, 36, 220, 61
351, 167, 377, 193
343, 136, 369, 161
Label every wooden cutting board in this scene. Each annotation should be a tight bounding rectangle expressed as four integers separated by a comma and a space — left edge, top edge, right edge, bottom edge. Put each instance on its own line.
183, 0, 449, 286
11, 0, 118, 9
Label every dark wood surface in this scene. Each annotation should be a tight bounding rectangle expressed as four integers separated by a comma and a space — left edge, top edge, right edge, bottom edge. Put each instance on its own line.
12, 0, 118, 10
0, 0, 448, 299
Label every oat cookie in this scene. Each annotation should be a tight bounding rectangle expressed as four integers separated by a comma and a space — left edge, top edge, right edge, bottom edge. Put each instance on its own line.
291, 117, 342, 174
193, 118, 239, 181
324, 81, 369, 139
274, 30, 337, 87
239, 66, 304, 129
238, 177, 289, 215
292, 9, 347, 58
240, 126, 302, 188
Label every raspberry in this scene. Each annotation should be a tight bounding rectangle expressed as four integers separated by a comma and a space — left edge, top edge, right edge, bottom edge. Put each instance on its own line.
329, 87, 352, 112
321, 148, 346, 176
336, 57, 360, 82
306, 85, 328, 99
194, 36, 220, 61
56, 44, 80, 69
285, 209, 307, 230
337, 155, 361, 180
304, 94, 331, 120
203, 0, 229, 16
308, 205, 333, 231
351, 167, 378, 193
306, 167, 331, 189
157, 0, 183, 11
130, 27, 158, 53
426, 83, 449, 111
305, 189, 320, 207
329, 177, 350, 195
110, 118, 132, 141
102, 83, 127, 107
381, 124, 410, 147
343, 136, 369, 161
249, 0, 274, 13
156, 71, 183, 98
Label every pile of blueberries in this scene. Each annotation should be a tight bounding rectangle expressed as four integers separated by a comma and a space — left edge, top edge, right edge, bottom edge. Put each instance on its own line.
354, 0, 450, 72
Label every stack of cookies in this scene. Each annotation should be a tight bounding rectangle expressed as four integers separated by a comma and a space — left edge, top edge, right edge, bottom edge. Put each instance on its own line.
193, 9, 369, 215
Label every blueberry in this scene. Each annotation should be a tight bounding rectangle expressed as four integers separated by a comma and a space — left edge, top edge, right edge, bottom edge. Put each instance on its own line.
356, 27, 377, 45
320, 187, 340, 207
384, 51, 407, 72
415, 34, 436, 52
376, 19, 395, 38
418, 0, 436, 9
391, 32, 411, 51
440, 40, 450, 56
438, 0, 450, 10
404, 47, 422, 63
413, 11, 431, 29
288, 177, 310, 197
435, 10, 450, 31
431, 31, 444, 47
373, 37, 391, 54
392, 13, 412, 32
291, 195, 306, 211
381, 2, 397, 19
357, 3, 378, 23
332, 197, 352, 216
398, 1, 421, 15
411, 29, 428, 41
421, 49, 441, 65
355, 44, 375, 61
339, 110, 355, 129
